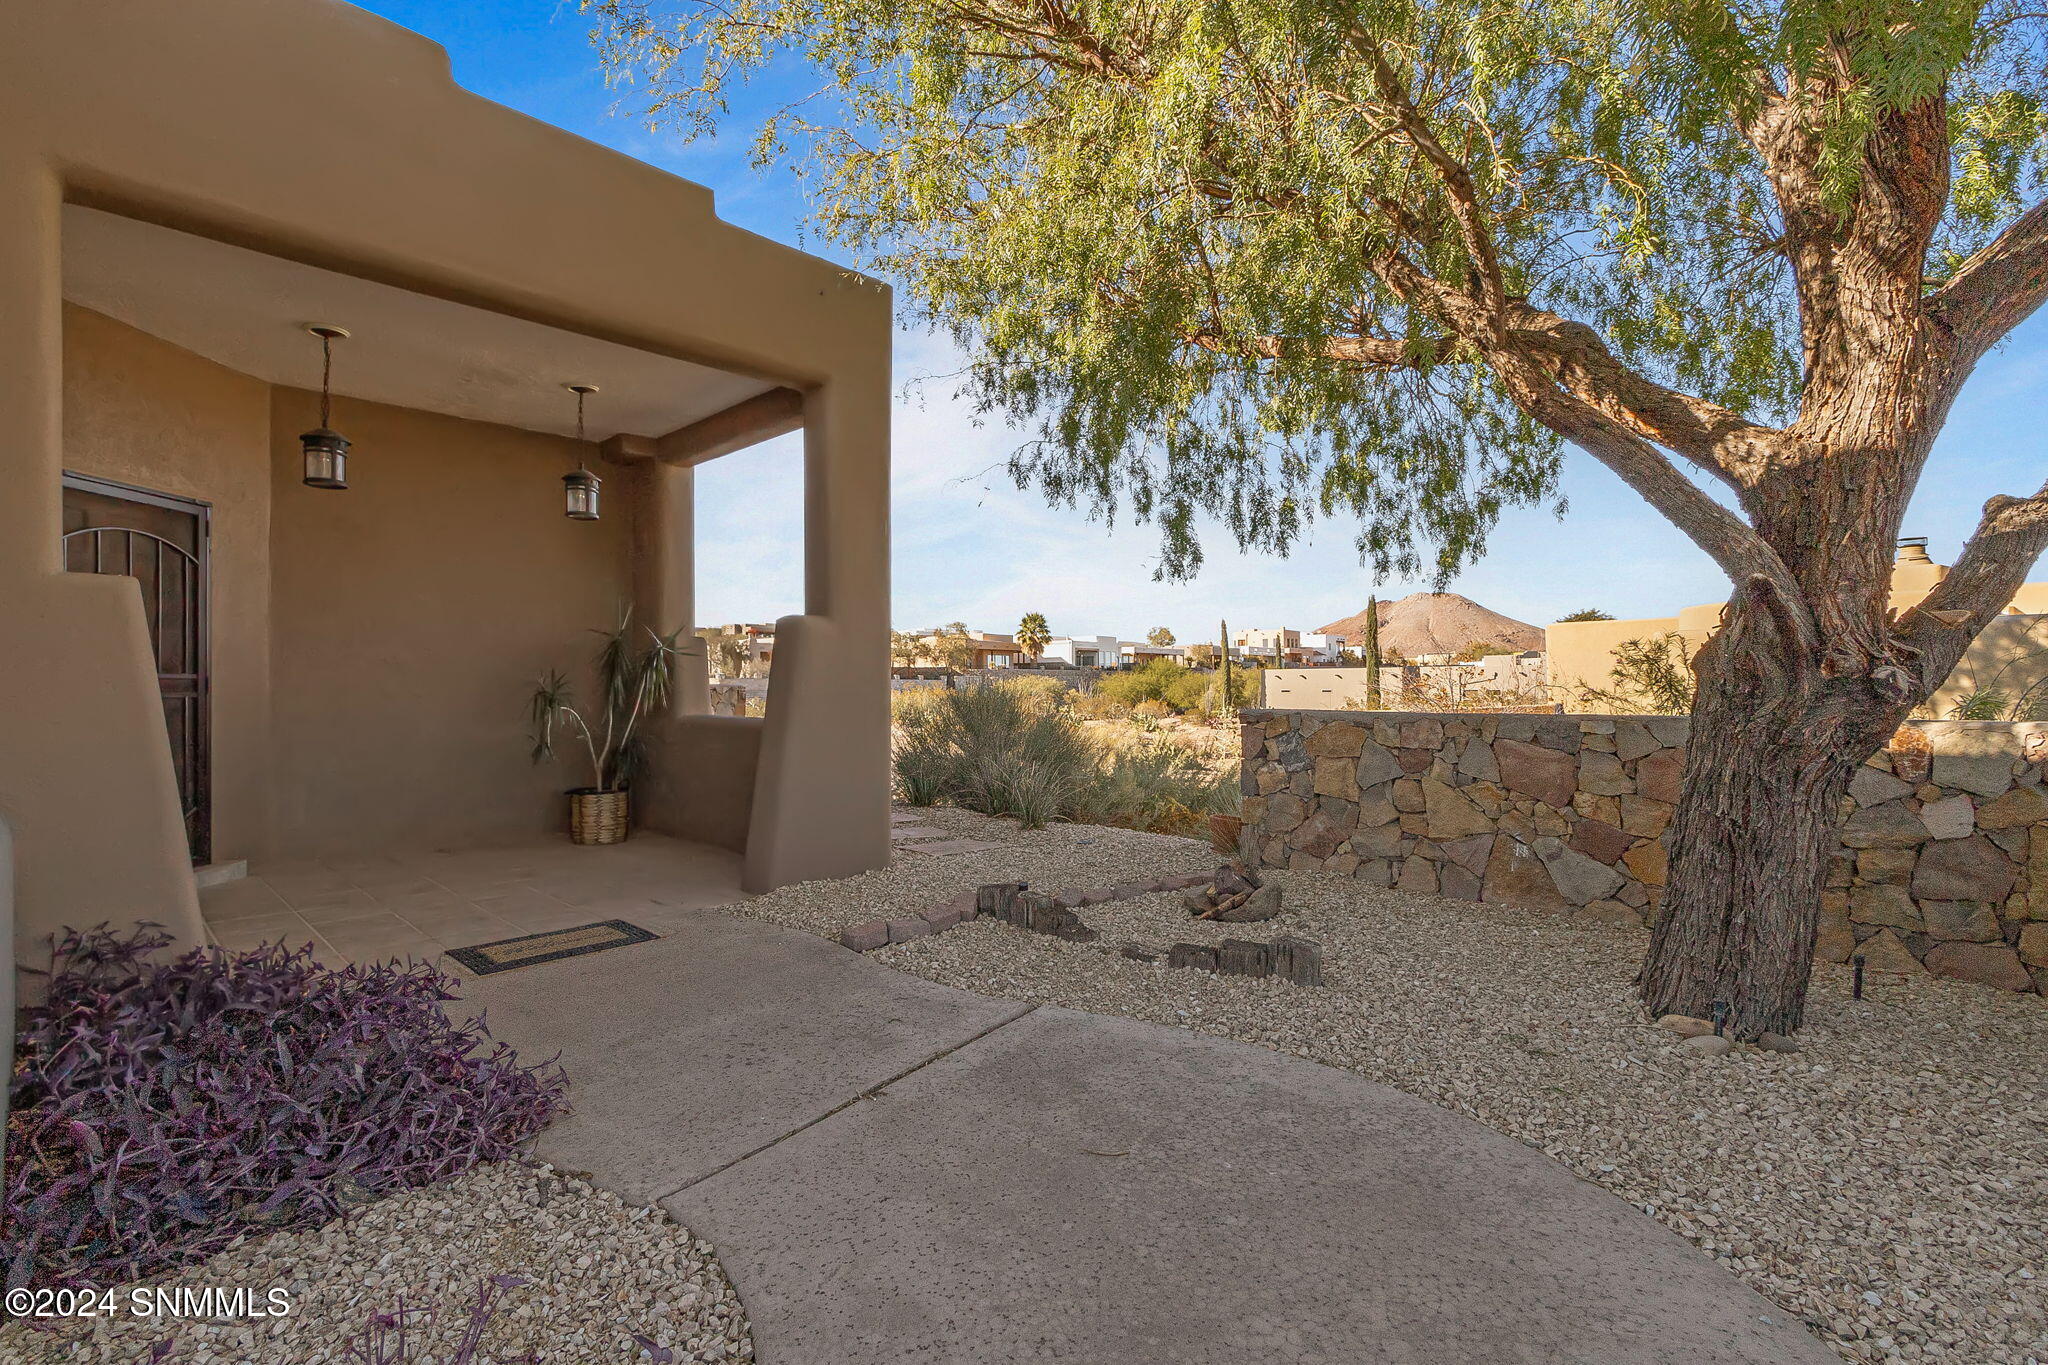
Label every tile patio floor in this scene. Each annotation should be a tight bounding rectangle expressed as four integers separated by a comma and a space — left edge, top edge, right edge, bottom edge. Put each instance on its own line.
199, 834, 746, 974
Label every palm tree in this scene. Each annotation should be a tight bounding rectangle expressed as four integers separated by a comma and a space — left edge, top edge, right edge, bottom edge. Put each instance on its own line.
1016, 611, 1051, 661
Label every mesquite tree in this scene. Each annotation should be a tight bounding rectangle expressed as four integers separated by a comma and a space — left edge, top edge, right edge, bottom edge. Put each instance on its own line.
593, 1, 2048, 1036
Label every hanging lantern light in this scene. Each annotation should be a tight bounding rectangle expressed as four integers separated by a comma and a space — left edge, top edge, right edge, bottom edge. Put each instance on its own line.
562, 383, 601, 521
300, 325, 352, 489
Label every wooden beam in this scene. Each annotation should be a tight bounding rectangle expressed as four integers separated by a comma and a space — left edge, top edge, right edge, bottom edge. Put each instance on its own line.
656, 387, 805, 467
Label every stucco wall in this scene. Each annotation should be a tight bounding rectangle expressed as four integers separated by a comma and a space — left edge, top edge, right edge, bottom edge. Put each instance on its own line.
1238, 709, 2048, 994
266, 388, 636, 856
61, 304, 275, 863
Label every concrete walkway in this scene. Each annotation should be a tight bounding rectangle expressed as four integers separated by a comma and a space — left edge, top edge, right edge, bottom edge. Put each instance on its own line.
472, 914, 1833, 1364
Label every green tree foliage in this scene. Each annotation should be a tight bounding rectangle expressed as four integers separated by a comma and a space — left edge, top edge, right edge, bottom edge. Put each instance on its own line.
1145, 625, 1176, 647
1015, 611, 1052, 660
589, 0, 2048, 582
1558, 609, 1617, 622
1096, 657, 1254, 714
928, 621, 978, 672
889, 629, 926, 668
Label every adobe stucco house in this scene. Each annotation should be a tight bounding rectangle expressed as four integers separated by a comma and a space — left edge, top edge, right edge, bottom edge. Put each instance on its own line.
0, 0, 891, 964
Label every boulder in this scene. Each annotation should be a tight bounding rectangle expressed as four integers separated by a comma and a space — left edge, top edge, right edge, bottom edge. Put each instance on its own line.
1918, 794, 1976, 840
1494, 738, 1578, 809
1850, 928, 1923, 973
1848, 883, 1921, 930
1931, 752, 2014, 799
1421, 777, 1494, 840
1356, 742, 1404, 790
1213, 883, 1283, 923
1681, 1034, 1732, 1057
1849, 765, 1915, 808
1531, 836, 1626, 906
1577, 751, 1634, 797
1621, 840, 1668, 887
1483, 836, 1570, 910
1437, 832, 1495, 876
1840, 803, 1931, 849
1854, 846, 1916, 885
1313, 757, 1360, 801
1911, 835, 2019, 904
1973, 783, 2048, 830
1457, 739, 1500, 782
1656, 1013, 1713, 1037
1923, 941, 2034, 991
1396, 855, 1439, 894
1613, 718, 1660, 762
1264, 791, 1307, 833
1919, 900, 2001, 942
1618, 795, 1675, 838
1438, 863, 1482, 900
1304, 723, 1366, 759
1635, 747, 1684, 803
1285, 809, 1349, 859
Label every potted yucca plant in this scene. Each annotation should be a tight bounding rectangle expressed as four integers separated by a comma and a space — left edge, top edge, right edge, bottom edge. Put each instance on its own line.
527, 609, 681, 844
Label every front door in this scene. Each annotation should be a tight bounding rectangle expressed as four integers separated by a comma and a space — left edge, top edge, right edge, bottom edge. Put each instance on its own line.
62, 474, 212, 864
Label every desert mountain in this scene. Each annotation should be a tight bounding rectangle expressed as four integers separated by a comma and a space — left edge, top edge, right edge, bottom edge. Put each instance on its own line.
1318, 592, 1542, 659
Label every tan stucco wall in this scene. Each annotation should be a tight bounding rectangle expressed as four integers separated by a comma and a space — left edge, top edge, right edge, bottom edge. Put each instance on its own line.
266, 388, 635, 856
61, 304, 275, 865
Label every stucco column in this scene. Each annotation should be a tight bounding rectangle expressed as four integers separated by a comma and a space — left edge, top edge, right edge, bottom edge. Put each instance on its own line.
744, 354, 892, 889
0, 156, 204, 959
0, 153, 61, 579
632, 460, 706, 714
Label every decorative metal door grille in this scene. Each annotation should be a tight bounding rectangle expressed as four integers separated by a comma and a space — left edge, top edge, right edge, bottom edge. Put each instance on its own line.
61, 486, 211, 864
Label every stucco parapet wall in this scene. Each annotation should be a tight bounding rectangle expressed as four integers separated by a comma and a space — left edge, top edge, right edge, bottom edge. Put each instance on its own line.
1236, 709, 2048, 995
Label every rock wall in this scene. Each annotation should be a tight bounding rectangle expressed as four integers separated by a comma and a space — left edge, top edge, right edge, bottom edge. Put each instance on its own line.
1237, 709, 2048, 994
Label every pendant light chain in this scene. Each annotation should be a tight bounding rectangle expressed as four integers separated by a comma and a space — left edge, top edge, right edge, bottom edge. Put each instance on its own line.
319, 331, 334, 428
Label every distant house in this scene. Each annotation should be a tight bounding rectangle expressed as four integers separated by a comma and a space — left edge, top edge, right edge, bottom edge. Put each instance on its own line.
1121, 640, 1186, 665
913, 628, 1020, 669
1043, 634, 1121, 667
710, 621, 777, 671
1234, 627, 1346, 665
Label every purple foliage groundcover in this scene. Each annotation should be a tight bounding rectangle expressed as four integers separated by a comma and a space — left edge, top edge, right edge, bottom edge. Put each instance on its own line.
3, 925, 569, 1292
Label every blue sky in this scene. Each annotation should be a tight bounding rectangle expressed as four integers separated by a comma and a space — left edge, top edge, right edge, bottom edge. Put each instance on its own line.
356, 1, 2048, 643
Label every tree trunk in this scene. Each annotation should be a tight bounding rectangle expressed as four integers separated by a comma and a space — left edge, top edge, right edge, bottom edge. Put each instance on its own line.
1639, 592, 1906, 1039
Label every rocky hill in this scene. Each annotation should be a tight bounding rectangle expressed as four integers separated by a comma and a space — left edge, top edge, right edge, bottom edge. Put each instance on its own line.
1318, 592, 1542, 659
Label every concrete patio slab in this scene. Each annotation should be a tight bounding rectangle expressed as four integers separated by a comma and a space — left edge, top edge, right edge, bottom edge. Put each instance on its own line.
469, 916, 1025, 1204
665, 1004, 1832, 1365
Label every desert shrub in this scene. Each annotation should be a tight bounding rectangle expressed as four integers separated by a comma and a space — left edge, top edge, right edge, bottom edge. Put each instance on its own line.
1131, 698, 1174, 721
1093, 658, 1182, 708
1097, 659, 1252, 716
3, 926, 567, 1291
996, 672, 1069, 705
1076, 736, 1236, 836
892, 679, 1233, 830
1066, 688, 1129, 721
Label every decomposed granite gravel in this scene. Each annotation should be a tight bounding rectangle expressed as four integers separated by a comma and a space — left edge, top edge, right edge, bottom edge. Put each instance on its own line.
731, 805, 2048, 1365
0, 1162, 752, 1365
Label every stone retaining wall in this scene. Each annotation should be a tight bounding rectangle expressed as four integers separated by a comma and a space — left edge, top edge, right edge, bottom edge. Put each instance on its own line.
1237, 709, 2048, 994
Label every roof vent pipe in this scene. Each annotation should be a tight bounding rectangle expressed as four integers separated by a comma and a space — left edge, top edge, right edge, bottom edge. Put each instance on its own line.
1897, 536, 1931, 563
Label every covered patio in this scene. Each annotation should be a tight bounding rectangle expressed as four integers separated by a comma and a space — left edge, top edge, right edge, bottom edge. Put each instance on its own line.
1, 0, 893, 969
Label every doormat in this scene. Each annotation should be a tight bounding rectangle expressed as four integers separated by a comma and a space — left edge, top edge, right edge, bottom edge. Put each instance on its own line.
446, 919, 659, 976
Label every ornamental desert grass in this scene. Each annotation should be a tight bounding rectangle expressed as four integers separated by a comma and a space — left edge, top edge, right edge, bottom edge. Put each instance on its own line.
893, 679, 1232, 834
3, 926, 568, 1293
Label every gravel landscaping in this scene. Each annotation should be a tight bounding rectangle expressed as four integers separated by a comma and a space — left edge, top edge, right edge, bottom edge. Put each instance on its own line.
735, 805, 2048, 1365
1, 1161, 752, 1365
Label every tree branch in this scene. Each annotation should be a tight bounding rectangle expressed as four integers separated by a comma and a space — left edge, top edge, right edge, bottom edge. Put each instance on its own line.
1926, 198, 2048, 356
1900, 482, 2048, 682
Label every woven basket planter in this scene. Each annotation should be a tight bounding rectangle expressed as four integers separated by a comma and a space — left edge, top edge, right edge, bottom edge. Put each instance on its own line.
567, 788, 630, 846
